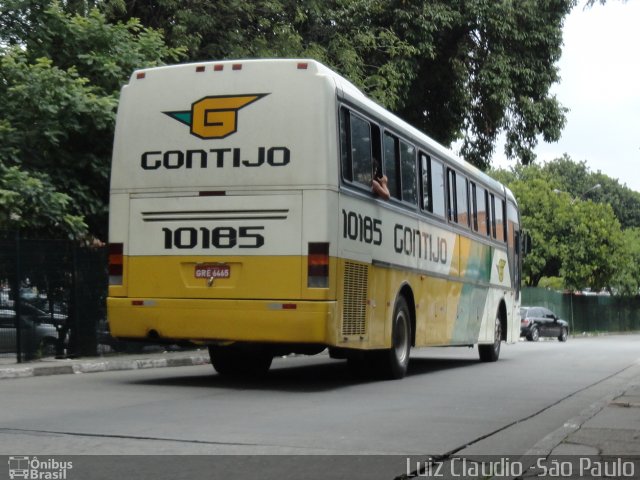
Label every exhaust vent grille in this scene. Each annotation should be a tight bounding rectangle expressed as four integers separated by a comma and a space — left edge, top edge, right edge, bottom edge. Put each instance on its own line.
342, 261, 368, 336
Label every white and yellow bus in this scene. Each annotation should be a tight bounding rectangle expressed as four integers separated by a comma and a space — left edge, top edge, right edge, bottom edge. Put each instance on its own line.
108, 59, 523, 379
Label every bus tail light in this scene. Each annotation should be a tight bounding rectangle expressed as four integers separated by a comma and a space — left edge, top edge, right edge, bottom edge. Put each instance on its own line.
308, 243, 329, 288
109, 243, 124, 285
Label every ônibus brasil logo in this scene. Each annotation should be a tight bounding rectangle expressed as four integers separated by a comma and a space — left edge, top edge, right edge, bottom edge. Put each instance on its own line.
164, 94, 268, 139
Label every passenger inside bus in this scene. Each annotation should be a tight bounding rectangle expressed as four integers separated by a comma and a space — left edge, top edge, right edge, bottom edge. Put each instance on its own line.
372, 165, 390, 200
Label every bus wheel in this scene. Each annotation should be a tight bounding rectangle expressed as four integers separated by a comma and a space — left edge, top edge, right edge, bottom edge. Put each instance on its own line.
478, 315, 501, 362
379, 296, 411, 379
208, 344, 273, 377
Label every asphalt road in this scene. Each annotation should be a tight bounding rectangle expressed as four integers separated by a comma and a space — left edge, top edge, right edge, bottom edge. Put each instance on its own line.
1, 335, 639, 479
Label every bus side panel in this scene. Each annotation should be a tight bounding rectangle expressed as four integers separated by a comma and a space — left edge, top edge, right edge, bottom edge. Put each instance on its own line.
450, 236, 492, 344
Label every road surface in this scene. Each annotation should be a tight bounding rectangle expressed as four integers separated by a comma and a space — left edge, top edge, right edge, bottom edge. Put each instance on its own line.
1, 335, 638, 478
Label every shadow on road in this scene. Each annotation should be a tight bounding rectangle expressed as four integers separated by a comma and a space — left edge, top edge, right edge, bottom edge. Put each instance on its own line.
129, 354, 480, 393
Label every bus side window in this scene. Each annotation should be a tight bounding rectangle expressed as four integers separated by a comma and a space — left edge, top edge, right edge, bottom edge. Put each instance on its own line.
349, 113, 373, 187
475, 184, 488, 236
383, 132, 400, 199
456, 173, 469, 227
400, 141, 417, 205
496, 199, 506, 242
431, 158, 446, 218
471, 182, 478, 231
489, 193, 497, 238
447, 169, 457, 222
339, 107, 352, 181
420, 153, 431, 212
448, 169, 469, 227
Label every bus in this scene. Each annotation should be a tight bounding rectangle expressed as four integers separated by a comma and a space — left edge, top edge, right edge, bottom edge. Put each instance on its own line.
107, 59, 523, 379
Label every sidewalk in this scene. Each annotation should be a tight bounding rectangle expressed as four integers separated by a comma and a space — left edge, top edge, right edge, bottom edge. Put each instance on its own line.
0, 349, 211, 380
523, 361, 640, 476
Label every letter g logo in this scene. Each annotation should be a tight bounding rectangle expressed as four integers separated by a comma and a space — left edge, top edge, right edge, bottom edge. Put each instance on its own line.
164, 94, 268, 139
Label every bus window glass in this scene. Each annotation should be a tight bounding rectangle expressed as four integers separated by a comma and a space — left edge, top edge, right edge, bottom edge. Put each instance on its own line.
476, 185, 488, 236
431, 158, 446, 218
339, 108, 351, 181
420, 153, 431, 211
400, 141, 417, 205
507, 201, 518, 251
496, 199, 506, 242
489, 194, 497, 238
383, 132, 400, 199
456, 173, 469, 227
350, 114, 372, 187
470, 183, 478, 231
447, 169, 456, 222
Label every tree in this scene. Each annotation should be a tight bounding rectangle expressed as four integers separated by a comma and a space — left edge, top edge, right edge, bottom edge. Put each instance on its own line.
544, 155, 640, 229
0, 165, 86, 237
559, 200, 623, 291
611, 228, 640, 296
104, 0, 573, 170
491, 160, 626, 292
493, 164, 569, 286
0, 1, 183, 239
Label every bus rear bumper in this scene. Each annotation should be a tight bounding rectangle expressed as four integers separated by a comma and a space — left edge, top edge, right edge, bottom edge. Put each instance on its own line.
107, 297, 338, 345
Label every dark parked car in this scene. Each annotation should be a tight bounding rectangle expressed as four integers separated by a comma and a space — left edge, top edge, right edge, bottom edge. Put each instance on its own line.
0, 302, 67, 356
520, 306, 569, 342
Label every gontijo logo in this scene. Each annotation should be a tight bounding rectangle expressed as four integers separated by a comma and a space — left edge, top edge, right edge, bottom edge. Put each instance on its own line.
164, 94, 268, 139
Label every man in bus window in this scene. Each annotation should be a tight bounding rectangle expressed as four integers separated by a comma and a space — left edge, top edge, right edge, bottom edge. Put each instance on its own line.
372, 164, 390, 200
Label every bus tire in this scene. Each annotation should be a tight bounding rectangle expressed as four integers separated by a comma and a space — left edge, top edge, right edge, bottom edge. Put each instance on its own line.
208, 344, 273, 377
478, 315, 501, 362
379, 295, 411, 379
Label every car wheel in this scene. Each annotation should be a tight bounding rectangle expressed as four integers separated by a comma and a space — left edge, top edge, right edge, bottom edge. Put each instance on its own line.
558, 327, 568, 342
527, 326, 539, 342
479, 315, 501, 362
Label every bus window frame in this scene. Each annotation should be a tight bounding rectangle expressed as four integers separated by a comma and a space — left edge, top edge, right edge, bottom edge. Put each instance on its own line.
339, 105, 382, 195
419, 152, 432, 213
383, 130, 401, 200
447, 168, 470, 229
399, 140, 417, 206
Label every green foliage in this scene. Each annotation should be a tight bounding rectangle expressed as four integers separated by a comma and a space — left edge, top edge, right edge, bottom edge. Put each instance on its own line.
497, 164, 568, 286
544, 154, 640, 229
0, 165, 87, 237
0, 1, 183, 239
560, 201, 622, 291
537, 276, 564, 290
611, 228, 640, 296
104, 0, 573, 170
491, 156, 638, 296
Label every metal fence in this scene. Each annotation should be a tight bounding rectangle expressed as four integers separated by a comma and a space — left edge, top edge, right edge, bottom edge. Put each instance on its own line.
0, 232, 107, 362
522, 287, 640, 334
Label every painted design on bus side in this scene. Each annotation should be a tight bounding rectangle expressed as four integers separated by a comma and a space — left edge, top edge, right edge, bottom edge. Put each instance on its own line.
496, 258, 506, 282
164, 94, 268, 139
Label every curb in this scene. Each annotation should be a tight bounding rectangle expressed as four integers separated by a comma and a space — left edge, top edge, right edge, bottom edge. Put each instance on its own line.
524, 361, 640, 457
0, 353, 211, 380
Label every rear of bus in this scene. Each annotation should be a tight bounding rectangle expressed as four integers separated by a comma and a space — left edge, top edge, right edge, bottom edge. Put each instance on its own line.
107, 60, 342, 371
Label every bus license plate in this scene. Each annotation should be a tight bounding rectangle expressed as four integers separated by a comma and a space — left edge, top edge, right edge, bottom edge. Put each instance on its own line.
195, 264, 230, 279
